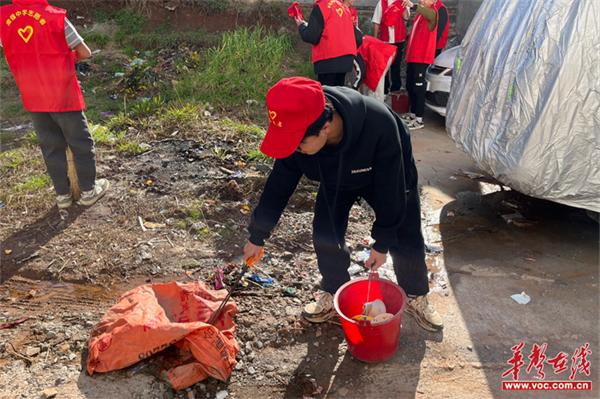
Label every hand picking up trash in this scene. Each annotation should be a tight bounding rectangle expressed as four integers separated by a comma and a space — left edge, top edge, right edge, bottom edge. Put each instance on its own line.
242, 77, 443, 333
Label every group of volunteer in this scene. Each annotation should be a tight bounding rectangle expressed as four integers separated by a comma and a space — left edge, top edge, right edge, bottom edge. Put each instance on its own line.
294, 0, 449, 130
0, 0, 446, 334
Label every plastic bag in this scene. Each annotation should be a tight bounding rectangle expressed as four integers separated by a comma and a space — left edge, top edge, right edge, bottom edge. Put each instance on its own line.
86, 281, 239, 390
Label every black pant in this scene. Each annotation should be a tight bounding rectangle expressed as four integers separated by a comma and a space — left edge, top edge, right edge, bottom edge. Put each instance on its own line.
30, 111, 96, 195
385, 42, 405, 93
406, 62, 429, 117
313, 185, 428, 296
317, 72, 346, 87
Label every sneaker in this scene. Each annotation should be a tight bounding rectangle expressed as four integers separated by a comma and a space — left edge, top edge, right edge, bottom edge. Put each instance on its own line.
56, 193, 73, 209
302, 291, 336, 323
405, 295, 444, 332
400, 113, 416, 122
77, 178, 110, 206
407, 119, 425, 130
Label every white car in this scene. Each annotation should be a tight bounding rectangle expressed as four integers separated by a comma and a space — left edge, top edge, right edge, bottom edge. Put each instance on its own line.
425, 46, 459, 117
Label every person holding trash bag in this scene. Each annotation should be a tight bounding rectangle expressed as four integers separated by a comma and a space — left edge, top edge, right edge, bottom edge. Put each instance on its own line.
242, 77, 443, 332
0, 0, 109, 209
293, 0, 361, 87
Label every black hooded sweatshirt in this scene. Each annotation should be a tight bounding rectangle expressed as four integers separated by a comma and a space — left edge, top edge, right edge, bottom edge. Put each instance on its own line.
248, 86, 418, 253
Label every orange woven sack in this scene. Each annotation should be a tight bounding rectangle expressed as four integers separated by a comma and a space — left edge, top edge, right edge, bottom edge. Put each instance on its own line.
86, 281, 239, 390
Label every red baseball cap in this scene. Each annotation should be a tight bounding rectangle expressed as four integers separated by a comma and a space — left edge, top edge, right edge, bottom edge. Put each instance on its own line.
260, 77, 326, 159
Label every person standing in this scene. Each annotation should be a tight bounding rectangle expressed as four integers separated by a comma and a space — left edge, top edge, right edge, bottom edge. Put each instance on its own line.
295, 0, 360, 86
371, 0, 410, 94
242, 77, 444, 332
434, 0, 449, 57
0, 0, 109, 208
403, 0, 438, 130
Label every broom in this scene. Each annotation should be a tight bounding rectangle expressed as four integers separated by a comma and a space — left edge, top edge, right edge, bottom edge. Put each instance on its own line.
66, 146, 81, 201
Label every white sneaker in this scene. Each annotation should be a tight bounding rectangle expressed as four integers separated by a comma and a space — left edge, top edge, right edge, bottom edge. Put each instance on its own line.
407, 119, 425, 130
78, 179, 110, 206
400, 113, 416, 122
56, 193, 73, 209
302, 291, 336, 323
406, 295, 444, 332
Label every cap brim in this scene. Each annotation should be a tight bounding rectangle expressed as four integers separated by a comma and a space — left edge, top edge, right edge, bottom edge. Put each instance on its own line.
259, 125, 306, 159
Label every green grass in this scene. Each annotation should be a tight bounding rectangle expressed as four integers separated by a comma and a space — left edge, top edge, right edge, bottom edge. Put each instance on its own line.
125, 30, 216, 51
172, 27, 292, 108
14, 174, 50, 193
90, 123, 120, 145
128, 96, 165, 117
160, 103, 201, 127
0, 149, 25, 171
116, 140, 146, 155
221, 118, 265, 138
83, 32, 111, 48
246, 149, 270, 163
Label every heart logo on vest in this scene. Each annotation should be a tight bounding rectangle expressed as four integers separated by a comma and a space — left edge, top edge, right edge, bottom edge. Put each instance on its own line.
336, 7, 344, 17
18, 25, 34, 43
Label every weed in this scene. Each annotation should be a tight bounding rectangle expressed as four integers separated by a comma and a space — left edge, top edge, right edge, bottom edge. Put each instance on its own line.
116, 140, 146, 156
173, 28, 292, 109
104, 113, 134, 132
25, 131, 38, 146
0, 149, 25, 171
90, 123, 119, 145
83, 32, 111, 48
221, 118, 265, 138
161, 103, 201, 127
14, 174, 50, 193
114, 9, 146, 45
129, 96, 164, 117
246, 149, 270, 163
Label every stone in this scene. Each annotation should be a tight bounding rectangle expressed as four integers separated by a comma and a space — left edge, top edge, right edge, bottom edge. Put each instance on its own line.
255, 341, 263, 349
338, 387, 349, 396
248, 366, 256, 375
41, 388, 58, 399
25, 346, 41, 357
215, 391, 228, 399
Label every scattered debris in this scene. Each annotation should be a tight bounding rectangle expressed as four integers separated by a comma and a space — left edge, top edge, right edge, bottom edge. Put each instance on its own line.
4, 248, 12, 255
510, 291, 531, 305
247, 273, 274, 287
214, 267, 225, 290
501, 212, 537, 227
215, 390, 229, 399
282, 287, 297, 297
0, 316, 29, 330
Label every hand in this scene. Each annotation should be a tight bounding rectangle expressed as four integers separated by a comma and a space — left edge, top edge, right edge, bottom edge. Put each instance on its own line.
365, 248, 387, 271
243, 241, 265, 267
295, 17, 306, 27
402, 0, 413, 8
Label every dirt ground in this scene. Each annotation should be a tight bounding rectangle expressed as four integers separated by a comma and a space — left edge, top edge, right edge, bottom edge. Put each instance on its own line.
1, 107, 598, 399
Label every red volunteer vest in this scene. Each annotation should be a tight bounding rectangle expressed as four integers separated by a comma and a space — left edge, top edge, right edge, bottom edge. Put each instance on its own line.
311, 0, 357, 63
350, 6, 358, 27
0, 0, 85, 112
434, 0, 449, 49
358, 35, 397, 91
379, 0, 407, 43
405, 9, 437, 64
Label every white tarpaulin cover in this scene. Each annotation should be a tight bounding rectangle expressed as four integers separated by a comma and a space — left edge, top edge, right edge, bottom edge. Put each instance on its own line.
446, 0, 600, 212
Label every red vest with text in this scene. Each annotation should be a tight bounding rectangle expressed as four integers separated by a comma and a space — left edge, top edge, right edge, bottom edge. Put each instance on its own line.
0, 0, 85, 112
379, 0, 407, 43
312, 0, 357, 63
405, 9, 437, 64
434, 0, 449, 50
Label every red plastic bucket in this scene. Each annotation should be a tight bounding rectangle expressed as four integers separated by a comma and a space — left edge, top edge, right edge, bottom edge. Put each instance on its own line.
333, 275, 407, 363
391, 91, 410, 114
